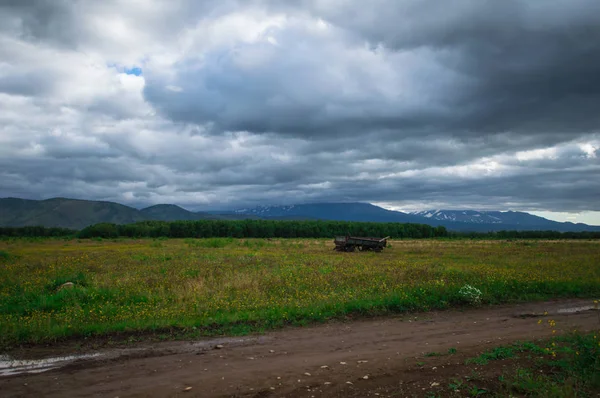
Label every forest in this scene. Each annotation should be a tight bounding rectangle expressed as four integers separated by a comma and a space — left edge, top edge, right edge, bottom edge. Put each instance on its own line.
1, 220, 600, 239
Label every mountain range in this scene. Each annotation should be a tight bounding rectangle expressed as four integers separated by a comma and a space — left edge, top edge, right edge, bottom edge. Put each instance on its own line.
0, 198, 254, 230
1, 197, 599, 232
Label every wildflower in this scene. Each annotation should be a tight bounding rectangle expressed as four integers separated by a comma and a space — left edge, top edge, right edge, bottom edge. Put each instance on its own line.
458, 285, 482, 305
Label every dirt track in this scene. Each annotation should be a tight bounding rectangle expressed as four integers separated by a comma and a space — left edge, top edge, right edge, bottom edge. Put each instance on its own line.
2, 299, 599, 397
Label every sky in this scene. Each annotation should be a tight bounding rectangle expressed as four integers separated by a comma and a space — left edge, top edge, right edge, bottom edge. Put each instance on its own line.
1, 0, 599, 224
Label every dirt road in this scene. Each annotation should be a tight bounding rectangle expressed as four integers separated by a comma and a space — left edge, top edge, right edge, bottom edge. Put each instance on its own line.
2, 299, 599, 397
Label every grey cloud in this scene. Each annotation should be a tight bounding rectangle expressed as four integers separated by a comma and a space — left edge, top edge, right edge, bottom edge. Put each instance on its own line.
0, 0, 78, 47
142, 0, 600, 143
0, 71, 54, 97
313, 0, 600, 135
2, 133, 599, 212
0, 0, 599, 217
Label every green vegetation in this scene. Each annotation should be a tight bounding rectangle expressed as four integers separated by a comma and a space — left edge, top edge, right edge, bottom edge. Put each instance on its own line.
0, 226, 77, 238
0, 238, 599, 350
458, 330, 600, 397
3, 219, 600, 240
0, 197, 146, 230
77, 219, 449, 239
0, 250, 12, 261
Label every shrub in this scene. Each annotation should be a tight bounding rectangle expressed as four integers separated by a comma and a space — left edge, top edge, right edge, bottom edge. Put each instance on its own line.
459, 284, 483, 305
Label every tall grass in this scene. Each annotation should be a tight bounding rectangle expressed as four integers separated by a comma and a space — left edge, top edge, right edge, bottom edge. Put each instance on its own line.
0, 239, 599, 349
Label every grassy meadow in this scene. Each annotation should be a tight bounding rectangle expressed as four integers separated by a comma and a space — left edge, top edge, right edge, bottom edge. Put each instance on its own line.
1, 238, 599, 349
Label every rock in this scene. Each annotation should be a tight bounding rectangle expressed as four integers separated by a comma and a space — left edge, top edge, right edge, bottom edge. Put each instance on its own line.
431, 382, 440, 387
320, 365, 329, 369
357, 360, 368, 364
363, 375, 369, 380
269, 350, 275, 353
324, 382, 332, 385
304, 372, 311, 376
339, 362, 347, 365
58, 282, 74, 290
183, 387, 192, 391
215, 344, 224, 349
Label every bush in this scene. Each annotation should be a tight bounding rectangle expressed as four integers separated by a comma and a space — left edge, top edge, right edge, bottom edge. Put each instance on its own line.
459, 284, 483, 305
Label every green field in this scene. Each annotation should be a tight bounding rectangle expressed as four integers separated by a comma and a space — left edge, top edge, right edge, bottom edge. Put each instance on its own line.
1, 238, 599, 349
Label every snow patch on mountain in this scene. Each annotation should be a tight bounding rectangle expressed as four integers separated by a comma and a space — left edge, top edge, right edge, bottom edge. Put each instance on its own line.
410, 210, 506, 224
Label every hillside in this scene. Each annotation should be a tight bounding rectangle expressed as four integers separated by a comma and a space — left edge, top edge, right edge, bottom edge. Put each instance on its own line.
230, 203, 600, 232
0, 198, 145, 230
409, 209, 596, 231
139, 204, 206, 221
0, 198, 260, 229
411, 210, 557, 226
232, 203, 426, 223
1, 197, 599, 232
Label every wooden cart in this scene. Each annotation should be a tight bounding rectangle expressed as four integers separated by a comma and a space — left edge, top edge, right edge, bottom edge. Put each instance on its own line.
333, 236, 389, 252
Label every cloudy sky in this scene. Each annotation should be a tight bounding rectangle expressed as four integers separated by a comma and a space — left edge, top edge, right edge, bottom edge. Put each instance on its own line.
1, 0, 599, 223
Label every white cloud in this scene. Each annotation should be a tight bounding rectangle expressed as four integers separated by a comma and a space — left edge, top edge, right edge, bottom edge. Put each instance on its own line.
0, 0, 599, 221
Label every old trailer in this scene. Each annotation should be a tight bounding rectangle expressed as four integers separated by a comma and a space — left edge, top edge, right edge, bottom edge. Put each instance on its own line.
333, 235, 389, 252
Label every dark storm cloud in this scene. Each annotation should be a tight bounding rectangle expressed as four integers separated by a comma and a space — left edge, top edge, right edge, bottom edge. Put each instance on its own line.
0, 0, 78, 46
0, 71, 54, 97
0, 0, 599, 218
317, 0, 600, 136
142, 0, 600, 143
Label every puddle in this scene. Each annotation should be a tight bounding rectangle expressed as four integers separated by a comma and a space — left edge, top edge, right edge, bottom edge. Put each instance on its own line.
0, 353, 102, 377
0, 335, 268, 377
514, 303, 598, 318
189, 336, 265, 349
556, 305, 597, 314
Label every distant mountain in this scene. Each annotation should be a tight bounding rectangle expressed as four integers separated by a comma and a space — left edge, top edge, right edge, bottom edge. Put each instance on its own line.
0, 197, 262, 229
0, 197, 146, 229
1, 197, 599, 232
410, 210, 558, 226
409, 209, 596, 231
139, 204, 257, 222
140, 204, 206, 221
230, 203, 600, 232
232, 203, 426, 223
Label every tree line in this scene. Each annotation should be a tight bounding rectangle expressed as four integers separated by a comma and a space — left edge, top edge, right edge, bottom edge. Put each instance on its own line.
1, 220, 599, 239
0, 226, 77, 237
76, 220, 449, 239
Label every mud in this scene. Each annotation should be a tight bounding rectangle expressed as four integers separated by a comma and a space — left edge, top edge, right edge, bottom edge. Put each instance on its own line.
1, 298, 598, 397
